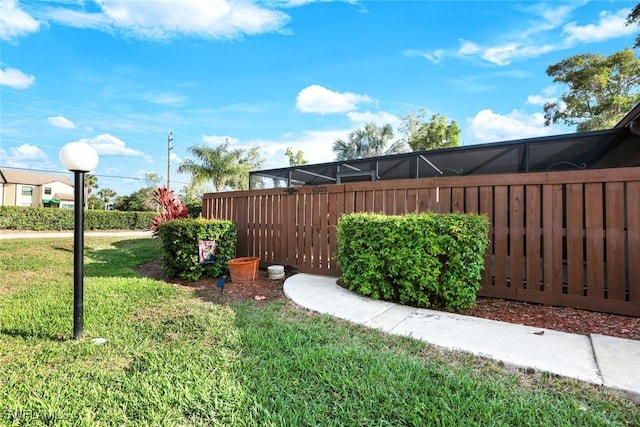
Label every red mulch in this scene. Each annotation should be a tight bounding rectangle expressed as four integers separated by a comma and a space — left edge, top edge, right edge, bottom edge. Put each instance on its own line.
136, 260, 639, 341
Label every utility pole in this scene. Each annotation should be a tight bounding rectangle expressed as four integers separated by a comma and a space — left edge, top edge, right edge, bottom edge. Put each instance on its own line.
167, 132, 173, 190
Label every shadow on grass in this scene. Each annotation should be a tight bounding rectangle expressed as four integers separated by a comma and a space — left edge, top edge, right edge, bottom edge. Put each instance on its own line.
0, 326, 67, 342
83, 238, 161, 278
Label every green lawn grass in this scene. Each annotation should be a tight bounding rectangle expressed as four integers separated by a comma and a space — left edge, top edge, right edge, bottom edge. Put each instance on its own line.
1, 237, 638, 426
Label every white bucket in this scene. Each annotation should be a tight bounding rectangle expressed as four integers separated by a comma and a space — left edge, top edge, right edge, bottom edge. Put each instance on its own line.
267, 265, 285, 280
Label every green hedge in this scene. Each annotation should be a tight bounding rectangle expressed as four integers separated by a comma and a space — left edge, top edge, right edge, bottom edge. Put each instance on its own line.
158, 218, 236, 281
186, 204, 202, 218
0, 206, 155, 231
335, 212, 489, 312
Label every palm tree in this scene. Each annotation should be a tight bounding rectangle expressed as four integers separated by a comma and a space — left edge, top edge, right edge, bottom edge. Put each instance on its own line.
177, 141, 244, 192
332, 122, 406, 161
84, 173, 98, 209
97, 188, 117, 210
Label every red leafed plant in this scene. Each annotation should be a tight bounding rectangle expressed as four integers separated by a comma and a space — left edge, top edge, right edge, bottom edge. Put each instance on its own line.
151, 186, 188, 238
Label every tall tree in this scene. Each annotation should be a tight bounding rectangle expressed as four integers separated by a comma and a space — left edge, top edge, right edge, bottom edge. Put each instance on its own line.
143, 172, 162, 188
113, 187, 156, 211
178, 141, 265, 192
87, 195, 102, 210
97, 188, 117, 210
332, 122, 406, 161
178, 142, 243, 192
226, 146, 266, 190
400, 111, 461, 151
543, 48, 640, 131
285, 147, 308, 166
627, 3, 640, 48
83, 173, 98, 210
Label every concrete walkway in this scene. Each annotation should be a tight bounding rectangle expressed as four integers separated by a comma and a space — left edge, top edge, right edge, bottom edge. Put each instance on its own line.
0, 230, 153, 239
284, 273, 640, 401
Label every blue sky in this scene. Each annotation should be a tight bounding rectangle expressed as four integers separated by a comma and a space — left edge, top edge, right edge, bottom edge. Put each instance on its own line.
1, 0, 638, 196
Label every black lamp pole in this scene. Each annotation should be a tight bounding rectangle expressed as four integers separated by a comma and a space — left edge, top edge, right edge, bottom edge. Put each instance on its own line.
73, 170, 85, 339
60, 141, 98, 341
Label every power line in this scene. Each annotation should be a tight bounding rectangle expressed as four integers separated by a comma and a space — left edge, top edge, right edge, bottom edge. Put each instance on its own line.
1, 88, 204, 145
0, 165, 190, 186
167, 132, 173, 189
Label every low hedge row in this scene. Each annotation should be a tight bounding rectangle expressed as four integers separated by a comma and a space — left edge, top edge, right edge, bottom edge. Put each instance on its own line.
0, 206, 155, 230
158, 218, 236, 281
335, 212, 489, 312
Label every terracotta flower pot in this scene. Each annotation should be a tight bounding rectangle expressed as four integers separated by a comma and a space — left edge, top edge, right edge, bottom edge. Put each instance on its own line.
227, 257, 260, 284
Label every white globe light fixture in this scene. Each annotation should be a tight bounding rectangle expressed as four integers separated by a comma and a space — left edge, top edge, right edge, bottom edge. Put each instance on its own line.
59, 142, 99, 339
59, 142, 99, 172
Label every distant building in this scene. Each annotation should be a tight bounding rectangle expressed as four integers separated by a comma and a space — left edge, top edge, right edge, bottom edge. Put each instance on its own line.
0, 168, 75, 208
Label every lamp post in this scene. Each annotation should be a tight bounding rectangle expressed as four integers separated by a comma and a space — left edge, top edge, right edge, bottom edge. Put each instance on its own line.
59, 142, 99, 339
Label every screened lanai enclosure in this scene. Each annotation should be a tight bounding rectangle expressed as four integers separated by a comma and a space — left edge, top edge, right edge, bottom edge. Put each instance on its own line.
249, 127, 640, 189
206, 125, 640, 316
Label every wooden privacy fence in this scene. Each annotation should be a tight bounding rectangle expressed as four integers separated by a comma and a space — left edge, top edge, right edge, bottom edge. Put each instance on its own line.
203, 167, 640, 316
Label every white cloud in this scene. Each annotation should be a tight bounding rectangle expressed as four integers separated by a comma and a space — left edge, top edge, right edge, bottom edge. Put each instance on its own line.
563, 9, 635, 44
73, 133, 145, 157
170, 151, 183, 164
43, 0, 290, 40
526, 86, 558, 106
140, 92, 186, 106
202, 134, 240, 146
12, 143, 48, 160
47, 115, 77, 129
246, 128, 351, 170
296, 84, 373, 114
0, 0, 40, 41
0, 144, 54, 169
103, 166, 121, 174
458, 40, 480, 55
526, 95, 554, 106
346, 110, 401, 129
466, 109, 563, 144
519, 2, 581, 37
481, 43, 555, 66
407, 5, 634, 67
403, 48, 446, 65
0, 66, 35, 89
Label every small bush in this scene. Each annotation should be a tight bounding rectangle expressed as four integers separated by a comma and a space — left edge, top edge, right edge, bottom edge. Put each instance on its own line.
158, 218, 236, 281
335, 212, 489, 312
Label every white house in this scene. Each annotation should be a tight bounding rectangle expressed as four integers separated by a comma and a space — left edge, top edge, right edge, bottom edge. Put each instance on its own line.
0, 168, 75, 208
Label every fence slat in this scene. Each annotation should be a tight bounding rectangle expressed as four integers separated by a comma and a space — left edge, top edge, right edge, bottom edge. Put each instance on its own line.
438, 186, 451, 213
330, 190, 341, 273
605, 182, 626, 301
286, 192, 296, 265
585, 183, 605, 299
494, 186, 509, 288
465, 187, 479, 214
510, 186, 524, 290
407, 188, 417, 213
452, 187, 464, 213
566, 183, 584, 296
365, 190, 374, 212
479, 186, 494, 289
306, 193, 315, 268
417, 188, 432, 212
385, 189, 395, 215
260, 195, 268, 261
627, 181, 640, 303
546, 184, 564, 295
525, 185, 542, 292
